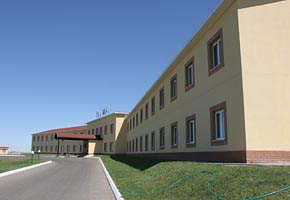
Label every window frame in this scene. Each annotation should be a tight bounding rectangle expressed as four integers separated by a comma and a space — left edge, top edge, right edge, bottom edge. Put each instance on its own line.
159, 87, 165, 110
171, 122, 178, 148
145, 134, 149, 151
210, 102, 227, 146
185, 57, 195, 91
145, 103, 149, 120
151, 96, 155, 116
207, 29, 224, 76
159, 127, 165, 150
151, 131, 155, 151
170, 74, 178, 102
186, 114, 197, 148
140, 108, 143, 123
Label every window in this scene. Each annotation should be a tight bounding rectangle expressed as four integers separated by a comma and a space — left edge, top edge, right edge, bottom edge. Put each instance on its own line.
159, 127, 165, 150
41, 136, 44, 141
51, 135, 54, 141
55, 146, 58, 152
151, 131, 155, 151
186, 114, 196, 147
100, 127, 103, 135
88, 130, 91, 135
159, 87, 165, 109
67, 145, 70, 152
96, 128, 99, 135
129, 141, 131, 152
40, 146, 43, 151
50, 146, 53, 152
171, 122, 178, 148
135, 138, 138, 152
127, 142, 129, 152
92, 129, 95, 135
130, 119, 132, 131
110, 142, 113, 152
207, 29, 224, 75
132, 140, 135, 152
145, 103, 149, 120
133, 117, 135, 128
46, 135, 48, 141
151, 96, 155, 115
104, 125, 108, 135
33, 136, 35, 142
73, 145, 76, 152
37, 136, 39, 141
140, 109, 143, 123
140, 136, 143, 152
185, 57, 195, 91
210, 102, 227, 145
45, 146, 48, 152
110, 124, 114, 134
80, 145, 82, 152
32, 146, 35, 151
104, 143, 107, 152
170, 75, 178, 101
145, 134, 149, 151
136, 113, 139, 127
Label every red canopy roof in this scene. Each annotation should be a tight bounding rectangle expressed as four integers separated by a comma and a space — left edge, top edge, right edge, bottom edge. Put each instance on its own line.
0, 146, 9, 149
56, 133, 97, 140
36, 126, 87, 135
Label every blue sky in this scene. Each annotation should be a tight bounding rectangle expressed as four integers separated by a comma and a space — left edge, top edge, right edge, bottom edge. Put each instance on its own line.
0, 0, 221, 152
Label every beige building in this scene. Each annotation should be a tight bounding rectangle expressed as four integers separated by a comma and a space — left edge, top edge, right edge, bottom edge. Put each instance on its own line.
32, 126, 90, 155
0, 147, 9, 155
126, 0, 290, 163
86, 112, 128, 155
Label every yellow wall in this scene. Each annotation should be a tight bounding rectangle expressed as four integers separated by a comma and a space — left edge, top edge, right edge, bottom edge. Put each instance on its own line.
87, 113, 128, 154
0, 149, 9, 155
238, 0, 290, 151
127, 0, 247, 153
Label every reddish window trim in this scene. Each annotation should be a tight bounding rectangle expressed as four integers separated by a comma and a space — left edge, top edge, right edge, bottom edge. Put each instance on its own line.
159, 87, 165, 110
184, 57, 195, 92
210, 101, 228, 146
171, 121, 178, 149
185, 114, 197, 148
207, 28, 224, 76
170, 74, 178, 102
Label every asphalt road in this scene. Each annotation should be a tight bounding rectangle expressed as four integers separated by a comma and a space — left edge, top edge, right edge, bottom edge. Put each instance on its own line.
0, 158, 115, 200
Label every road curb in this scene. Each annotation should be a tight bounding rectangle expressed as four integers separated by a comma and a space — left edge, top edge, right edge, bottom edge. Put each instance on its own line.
97, 157, 124, 200
0, 160, 52, 178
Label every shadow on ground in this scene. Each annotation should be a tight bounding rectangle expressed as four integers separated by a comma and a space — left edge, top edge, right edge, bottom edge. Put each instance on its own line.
109, 155, 172, 171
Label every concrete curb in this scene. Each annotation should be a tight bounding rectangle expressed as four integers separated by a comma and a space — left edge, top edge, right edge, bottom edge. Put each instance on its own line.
97, 157, 124, 200
0, 160, 52, 178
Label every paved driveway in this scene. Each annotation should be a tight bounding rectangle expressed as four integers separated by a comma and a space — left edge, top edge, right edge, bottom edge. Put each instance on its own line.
0, 157, 115, 200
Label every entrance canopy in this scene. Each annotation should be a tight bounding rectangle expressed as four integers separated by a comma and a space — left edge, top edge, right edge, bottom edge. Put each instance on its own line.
55, 133, 102, 141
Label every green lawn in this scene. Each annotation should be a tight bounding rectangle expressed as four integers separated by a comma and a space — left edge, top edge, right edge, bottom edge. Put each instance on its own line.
101, 155, 290, 200
0, 157, 44, 173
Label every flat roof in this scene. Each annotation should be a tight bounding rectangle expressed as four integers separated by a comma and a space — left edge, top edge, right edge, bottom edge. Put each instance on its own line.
0, 146, 9, 149
34, 125, 88, 135
86, 112, 129, 124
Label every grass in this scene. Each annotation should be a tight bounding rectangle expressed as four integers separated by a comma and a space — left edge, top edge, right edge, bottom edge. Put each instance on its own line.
101, 155, 290, 200
0, 157, 44, 173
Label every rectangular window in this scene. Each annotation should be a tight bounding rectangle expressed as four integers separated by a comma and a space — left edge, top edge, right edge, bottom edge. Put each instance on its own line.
41, 136, 43, 141
170, 75, 178, 101
73, 145, 76, 152
186, 114, 196, 147
127, 142, 129, 152
136, 113, 139, 127
37, 136, 39, 141
67, 145, 70, 152
140, 136, 143, 152
210, 102, 227, 145
50, 146, 53, 152
88, 130, 91, 135
151, 131, 155, 151
33, 137, 35, 142
110, 124, 114, 134
132, 140, 135, 152
92, 129, 95, 135
104, 143, 107, 152
133, 117, 135, 128
171, 122, 178, 148
151, 96, 155, 115
55, 146, 58, 152
110, 142, 113, 152
96, 128, 99, 134
185, 57, 195, 91
80, 145, 82, 152
51, 135, 54, 141
129, 141, 131, 152
145, 103, 149, 120
145, 134, 149, 151
159, 87, 165, 109
207, 29, 224, 75
130, 119, 132, 131
100, 127, 103, 135
159, 127, 165, 150
140, 109, 143, 123
105, 125, 108, 135
135, 138, 138, 152
46, 135, 48, 141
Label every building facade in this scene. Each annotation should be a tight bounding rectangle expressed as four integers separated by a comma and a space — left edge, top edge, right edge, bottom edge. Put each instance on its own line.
0, 147, 9, 155
126, 0, 290, 163
87, 112, 128, 155
31, 126, 89, 155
